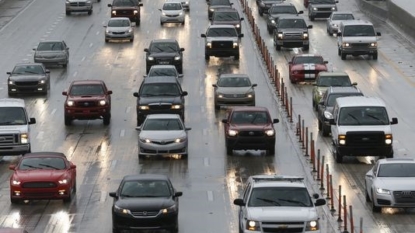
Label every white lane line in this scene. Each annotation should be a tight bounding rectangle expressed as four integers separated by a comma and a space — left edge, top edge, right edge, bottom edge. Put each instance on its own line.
100, 191, 107, 202
51, 108, 57, 115
96, 31, 100, 35
36, 131, 44, 140
73, 71, 78, 77
204, 157, 209, 166
126, 107, 131, 113
202, 129, 208, 136
120, 129, 125, 137
89, 43, 93, 48
81, 57, 86, 62
110, 160, 117, 170
207, 191, 213, 201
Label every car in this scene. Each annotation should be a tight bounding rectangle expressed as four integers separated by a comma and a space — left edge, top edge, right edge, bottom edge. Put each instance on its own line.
308, 0, 338, 21
207, 0, 233, 20
221, 106, 279, 155
365, 158, 415, 213
257, 0, 286, 16
201, 25, 244, 60
312, 71, 357, 110
133, 76, 188, 126
104, 17, 134, 43
9, 152, 77, 204
180, 0, 189, 11
145, 65, 183, 79
144, 39, 185, 74
65, 0, 93, 15
109, 174, 183, 233
108, 0, 143, 26
233, 175, 326, 233
273, 15, 312, 51
159, 0, 185, 25
33, 40, 69, 68
136, 114, 191, 159
7, 63, 50, 96
326, 11, 355, 35
317, 86, 363, 136
265, 3, 303, 34
288, 54, 328, 84
62, 80, 112, 126
212, 74, 257, 110
211, 8, 244, 34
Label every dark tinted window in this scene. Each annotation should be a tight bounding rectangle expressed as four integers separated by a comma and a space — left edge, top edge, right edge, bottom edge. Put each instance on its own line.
19, 157, 66, 170
148, 68, 178, 77
0, 107, 27, 125
149, 42, 179, 53
210, 0, 231, 5
142, 118, 184, 130
140, 83, 180, 96
338, 106, 389, 125
378, 163, 415, 177
217, 77, 251, 87
12, 65, 45, 75
278, 18, 307, 28
332, 14, 354, 20
37, 42, 64, 51
70, 84, 105, 96
270, 6, 297, 14
327, 93, 362, 106
316, 76, 352, 87
112, 0, 139, 7
231, 111, 269, 124
294, 56, 324, 64
343, 25, 376, 37
120, 180, 171, 197
248, 187, 312, 207
213, 12, 240, 21
206, 27, 238, 37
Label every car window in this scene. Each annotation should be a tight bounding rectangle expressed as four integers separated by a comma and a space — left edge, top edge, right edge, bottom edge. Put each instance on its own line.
248, 187, 312, 207
108, 19, 131, 27
142, 118, 183, 130
163, 3, 182, 10
70, 84, 105, 96
140, 83, 180, 96
327, 93, 362, 106
317, 76, 351, 87
338, 106, 389, 125
294, 56, 324, 64
270, 6, 297, 14
112, 0, 139, 6
210, 0, 231, 5
278, 19, 306, 29
149, 42, 179, 53
148, 68, 178, 77
37, 42, 64, 51
343, 25, 376, 37
0, 107, 27, 125
217, 77, 251, 87
231, 111, 269, 124
332, 14, 354, 20
378, 163, 415, 177
311, 0, 336, 3
206, 27, 238, 37
19, 157, 66, 170
213, 12, 239, 21
13, 65, 45, 75
120, 180, 171, 197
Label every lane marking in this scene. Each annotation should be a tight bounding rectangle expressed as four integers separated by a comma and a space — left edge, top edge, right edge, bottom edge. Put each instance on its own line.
36, 131, 44, 140
96, 31, 100, 35
73, 71, 78, 77
51, 108, 56, 115
89, 43, 93, 48
100, 191, 107, 202
81, 57, 86, 62
110, 160, 117, 170
207, 191, 213, 201
204, 157, 209, 166
120, 129, 125, 137
126, 107, 131, 113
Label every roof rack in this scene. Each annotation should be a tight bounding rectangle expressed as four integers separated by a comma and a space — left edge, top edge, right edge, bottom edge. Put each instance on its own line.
252, 175, 304, 183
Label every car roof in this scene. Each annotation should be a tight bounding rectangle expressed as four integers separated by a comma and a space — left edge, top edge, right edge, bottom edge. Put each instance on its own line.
208, 24, 238, 29
150, 39, 178, 44
327, 86, 362, 94
23, 152, 67, 158
318, 71, 349, 77
122, 174, 170, 182
219, 73, 249, 78
145, 114, 182, 119
142, 76, 179, 83
336, 96, 385, 107
341, 20, 373, 26
0, 98, 26, 107
378, 158, 415, 164
71, 80, 106, 85
230, 106, 269, 112
38, 40, 64, 43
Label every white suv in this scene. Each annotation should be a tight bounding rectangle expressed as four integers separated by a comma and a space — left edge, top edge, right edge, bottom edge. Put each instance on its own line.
233, 175, 326, 233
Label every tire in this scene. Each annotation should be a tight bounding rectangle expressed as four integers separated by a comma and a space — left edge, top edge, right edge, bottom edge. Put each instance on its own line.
276, 45, 281, 51
73, 180, 77, 193
365, 184, 371, 202
373, 53, 378, 60
10, 197, 19, 204
103, 115, 111, 125
322, 125, 330, 137
87, 10, 92, 15
105, 39, 109, 43
205, 54, 209, 60
160, 21, 163, 26
290, 77, 296, 84
338, 48, 341, 56
341, 52, 346, 60
267, 146, 275, 156
66, 11, 70, 15
64, 116, 72, 126
130, 38, 134, 42
334, 146, 343, 163
182, 20, 185, 25
312, 99, 316, 111
371, 190, 381, 212
303, 45, 309, 51
226, 144, 233, 155
234, 53, 240, 60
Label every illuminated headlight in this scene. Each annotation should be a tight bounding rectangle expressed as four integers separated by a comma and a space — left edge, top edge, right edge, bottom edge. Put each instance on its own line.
99, 100, 106, 106
265, 129, 274, 136
140, 138, 151, 143
106, 29, 111, 33
207, 42, 212, 48
235, 24, 240, 28
209, 8, 214, 12
246, 92, 254, 98
179, 12, 183, 16
246, 220, 260, 231
313, 7, 317, 10
185, 1, 189, 4
376, 188, 391, 195
331, 7, 336, 11
338, 135, 346, 145
370, 42, 377, 47
147, 56, 154, 61
67, 100, 74, 106
233, 42, 238, 48
21, 133, 29, 144
277, 33, 283, 39
175, 137, 186, 143
114, 205, 131, 215
139, 105, 149, 110
271, 20, 275, 24
112, 10, 116, 15
162, 204, 177, 214
86, 0, 92, 4
228, 129, 238, 136
8, 80, 14, 85
162, 12, 166, 16
217, 93, 224, 98
342, 42, 350, 47
58, 179, 68, 184
324, 111, 333, 120
12, 180, 21, 185
303, 33, 308, 39
171, 105, 182, 109
305, 220, 319, 231
128, 28, 132, 33
385, 134, 392, 144
174, 56, 181, 60
134, 10, 138, 14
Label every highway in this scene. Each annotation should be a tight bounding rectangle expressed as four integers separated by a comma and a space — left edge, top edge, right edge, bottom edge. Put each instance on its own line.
0, 0, 414, 232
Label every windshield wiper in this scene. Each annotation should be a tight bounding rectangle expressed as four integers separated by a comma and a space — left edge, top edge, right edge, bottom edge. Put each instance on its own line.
277, 198, 308, 206
39, 163, 60, 170
0, 121, 23, 125
343, 114, 360, 124
22, 164, 42, 169
366, 114, 386, 124
256, 197, 281, 206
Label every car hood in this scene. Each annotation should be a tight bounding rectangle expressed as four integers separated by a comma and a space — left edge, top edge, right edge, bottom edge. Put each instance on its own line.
107, 26, 131, 32
138, 96, 182, 105
341, 36, 378, 43
279, 28, 308, 33
67, 95, 107, 101
139, 130, 186, 140
0, 125, 28, 133
230, 123, 273, 130
13, 169, 68, 181
247, 206, 317, 221
162, 10, 182, 15
216, 87, 254, 94
269, 13, 296, 19
115, 197, 176, 210
291, 63, 327, 71
373, 177, 415, 190
337, 125, 392, 134
9, 74, 46, 81
149, 52, 179, 58
206, 37, 238, 42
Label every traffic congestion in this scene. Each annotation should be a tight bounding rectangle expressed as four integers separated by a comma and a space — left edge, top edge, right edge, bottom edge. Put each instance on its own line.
0, 0, 415, 232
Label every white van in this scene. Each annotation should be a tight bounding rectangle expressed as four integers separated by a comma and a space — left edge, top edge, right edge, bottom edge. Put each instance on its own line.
328, 96, 397, 163
0, 99, 36, 156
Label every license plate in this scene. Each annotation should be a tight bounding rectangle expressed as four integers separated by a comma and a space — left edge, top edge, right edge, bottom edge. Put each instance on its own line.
159, 61, 169, 65
83, 110, 90, 113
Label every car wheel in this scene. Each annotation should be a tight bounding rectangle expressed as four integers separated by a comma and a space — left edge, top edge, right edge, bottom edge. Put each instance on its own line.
64, 116, 72, 126
112, 227, 120, 233
234, 53, 240, 60
226, 145, 233, 155
160, 21, 164, 26
365, 183, 371, 202
303, 45, 309, 51
371, 190, 382, 212
386, 151, 393, 158
10, 197, 19, 204
334, 146, 343, 163
66, 11, 70, 15
290, 77, 296, 84
105, 39, 109, 43
130, 38, 134, 42
205, 54, 209, 60
322, 125, 330, 137
373, 53, 378, 60
88, 10, 92, 15
267, 146, 275, 156
182, 20, 185, 25
341, 52, 346, 60
310, 16, 315, 21
276, 45, 281, 51
103, 114, 111, 125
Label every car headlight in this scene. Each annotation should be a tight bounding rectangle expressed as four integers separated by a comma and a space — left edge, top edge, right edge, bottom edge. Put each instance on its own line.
67, 100, 74, 107
171, 105, 182, 109
342, 42, 350, 47
271, 20, 275, 24
86, 0, 92, 4
21, 133, 29, 144
12, 180, 21, 185
318, 91, 324, 97
305, 220, 319, 231
207, 42, 212, 48
179, 12, 183, 16
8, 80, 14, 85
106, 29, 111, 33
174, 56, 181, 61
233, 42, 238, 48
277, 33, 283, 39
134, 10, 138, 14
303, 33, 308, 39
112, 10, 116, 15
246, 220, 260, 231
324, 111, 333, 120
331, 7, 336, 11
370, 42, 377, 47
313, 7, 317, 10
147, 56, 154, 61
246, 92, 254, 98
114, 205, 131, 215
175, 137, 186, 143
140, 138, 151, 143
128, 28, 132, 33
217, 93, 224, 98
235, 24, 240, 28
228, 129, 238, 136
162, 12, 166, 16
162, 204, 177, 214
58, 179, 68, 184
338, 135, 346, 145
99, 100, 106, 106
376, 188, 391, 195
385, 134, 392, 144
209, 8, 214, 12
39, 80, 46, 84
139, 105, 149, 110
332, 23, 338, 27
265, 129, 274, 136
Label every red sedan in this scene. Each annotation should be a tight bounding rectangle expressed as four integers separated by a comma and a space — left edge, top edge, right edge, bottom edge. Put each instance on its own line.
9, 152, 77, 204
288, 54, 328, 84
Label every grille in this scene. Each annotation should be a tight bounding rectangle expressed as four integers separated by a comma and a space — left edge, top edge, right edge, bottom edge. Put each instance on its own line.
156, 58, 173, 64
76, 101, 97, 107
0, 134, 18, 145
393, 191, 415, 204
70, 2, 86, 6
22, 182, 57, 188
116, 10, 134, 16
167, 14, 180, 17
26, 192, 56, 197
212, 41, 233, 49
317, 7, 332, 11
239, 131, 265, 137
350, 43, 370, 49
345, 131, 384, 146
303, 70, 318, 75
223, 94, 246, 98
261, 221, 305, 233
14, 81, 39, 86
131, 210, 160, 217
152, 140, 175, 145
113, 32, 126, 35
283, 33, 302, 39
148, 104, 172, 110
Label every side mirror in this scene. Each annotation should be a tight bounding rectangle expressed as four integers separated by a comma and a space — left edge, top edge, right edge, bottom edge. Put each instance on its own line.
273, 119, 279, 124
324, 61, 328, 64
240, 17, 244, 21
238, 34, 244, 38
352, 82, 357, 86
103, 25, 107, 28
107, 4, 112, 7
107, 90, 113, 95
318, 101, 324, 106
288, 61, 293, 65
109, 192, 117, 198
337, 32, 342, 36
70, 164, 76, 169
143, 75, 148, 78
185, 127, 192, 131
182, 91, 188, 96
252, 84, 258, 87
144, 48, 149, 52
315, 199, 326, 206
313, 193, 320, 199
45, 69, 50, 73
133, 92, 139, 97
201, 34, 207, 38
212, 84, 217, 87
366, 174, 373, 179
174, 192, 183, 197
233, 198, 244, 206
9, 164, 16, 170
298, 10, 304, 14
222, 119, 228, 124
66, 47, 70, 50
308, 25, 313, 29
139, 3, 143, 6
135, 126, 141, 131
6, 72, 11, 75
180, 48, 185, 52
178, 74, 184, 78
329, 119, 335, 125
230, 2, 233, 5
376, 32, 381, 36
391, 117, 398, 125
62, 91, 68, 96
33, 47, 36, 51
29, 118, 36, 124
158, 9, 161, 11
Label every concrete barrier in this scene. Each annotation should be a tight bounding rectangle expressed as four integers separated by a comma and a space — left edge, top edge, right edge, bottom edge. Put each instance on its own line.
388, 2, 415, 39
356, 0, 389, 20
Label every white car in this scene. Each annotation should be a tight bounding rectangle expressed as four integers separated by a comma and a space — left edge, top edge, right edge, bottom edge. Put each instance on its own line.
159, 0, 185, 25
326, 11, 355, 35
136, 114, 191, 159
365, 158, 415, 212
145, 65, 183, 79
104, 17, 134, 43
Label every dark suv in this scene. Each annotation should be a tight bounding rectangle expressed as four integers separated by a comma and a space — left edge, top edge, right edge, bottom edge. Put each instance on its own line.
108, 0, 143, 26
62, 80, 112, 126
257, 0, 285, 16
207, 0, 233, 20
144, 39, 185, 74
222, 106, 279, 155
308, 0, 338, 21
133, 76, 188, 126
273, 15, 312, 51
211, 8, 244, 34
265, 3, 303, 34
201, 25, 244, 60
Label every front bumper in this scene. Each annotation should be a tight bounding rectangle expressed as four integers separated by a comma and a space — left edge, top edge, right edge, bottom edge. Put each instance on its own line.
0, 144, 31, 156
205, 48, 239, 57
336, 145, 393, 157
340, 47, 378, 56
275, 39, 309, 48
146, 59, 182, 69
139, 141, 187, 156
215, 96, 255, 106
373, 191, 415, 208
226, 136, 275, 150
105, 32, 134, 40
66, 5, 92, 12
10, 185, 71, 200
8, 83, 47, 94
112, 211, 178, 231
34, 57, 68, 65
160, 14, 185, 23
65, 106, 110, 120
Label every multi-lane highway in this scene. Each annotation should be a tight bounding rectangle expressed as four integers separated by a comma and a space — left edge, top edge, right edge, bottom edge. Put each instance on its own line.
0, 0, 415, 232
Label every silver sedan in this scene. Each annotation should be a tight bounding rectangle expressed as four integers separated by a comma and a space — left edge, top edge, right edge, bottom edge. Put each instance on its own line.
136, 114, 191, 159
326, 11, 355, 36
104, 17, 134, 43
212, 74, 257, 110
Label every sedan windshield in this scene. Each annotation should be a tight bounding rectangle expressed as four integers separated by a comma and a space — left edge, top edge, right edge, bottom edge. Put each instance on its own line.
142, 119, 184, 130
120, 180, 171, 197
108, 19, 130, 27
213, 12, 239, 21
149, 42, 179, 53
231, 111, 269, 124
270, 6, 297, 14
140, 83, 180, 96
0, 107, 27, 125
248, 187, 312, 207
163, 3, 182, 10
70, 84, 105, 96
12, 65, 45, 75
206, 28, 238, 37
37, 42, 64, 51
19, 157, 66, 170
378, 163, 415, 177
327, 93, 363, 106
148, 68, 178, 77
217, 77, 251, 87
316, 76, 352, 87
278, 19, 306, 29
332, 14, 354, 21
294, 56, 324, 64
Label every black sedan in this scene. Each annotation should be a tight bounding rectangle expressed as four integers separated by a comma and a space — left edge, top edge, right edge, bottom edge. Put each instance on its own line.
109, 174, 183, 233
7, 63, 50, 96
144, 39, 185, 74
